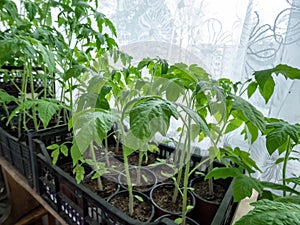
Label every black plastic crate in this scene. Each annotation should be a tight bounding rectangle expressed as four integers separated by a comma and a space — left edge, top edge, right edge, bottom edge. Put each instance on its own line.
35, 140, 237, 225
0, 124, 72, 188
0, 127, 35, 187
37, 153, 179, 225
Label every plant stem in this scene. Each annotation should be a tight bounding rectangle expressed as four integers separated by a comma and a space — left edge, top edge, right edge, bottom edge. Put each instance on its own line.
104, 137, 110, 167
282, 137, 291, 197
172, 127, 188, 203
207, 116, 228, 196
118, 119, 134, 216
181, 117, 192, 225
123, 155, 134, 216
137, 151, 144, 185
208, 162, 214, 195
28, 65, 39, 131
90, 142, 103, 191
21, 65, 28, 132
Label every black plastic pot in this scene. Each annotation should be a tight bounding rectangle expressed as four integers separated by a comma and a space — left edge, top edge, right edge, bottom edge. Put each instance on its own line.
189, 176, 233, 225
150, 183, 196, 220
107, 189, 155, 224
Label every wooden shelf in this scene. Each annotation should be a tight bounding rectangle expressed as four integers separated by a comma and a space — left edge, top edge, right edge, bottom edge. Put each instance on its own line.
0, 156, 68, 225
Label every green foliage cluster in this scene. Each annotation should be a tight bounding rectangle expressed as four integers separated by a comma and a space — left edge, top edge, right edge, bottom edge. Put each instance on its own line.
0, 0, 119, 135
206, 65, 300, 224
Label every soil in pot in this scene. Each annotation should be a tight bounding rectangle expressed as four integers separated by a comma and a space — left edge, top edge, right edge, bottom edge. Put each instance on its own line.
107, 190, 155, 223
118, 167, 157, 193
108, 144, 123, 158
83, 176, 119, 199
190, 176, 228, 225
128, 151, 157, 166
150, 183, 195, 219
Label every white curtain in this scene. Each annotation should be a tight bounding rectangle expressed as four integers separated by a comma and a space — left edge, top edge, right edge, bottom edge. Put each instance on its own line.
99, 0, 300, 183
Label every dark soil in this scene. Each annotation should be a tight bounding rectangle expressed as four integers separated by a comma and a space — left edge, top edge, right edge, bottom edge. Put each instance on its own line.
60, 163, 74, 176
151, 184, 193, 214
128, 152, 157, 166
119, 168, 156, 192
192, 179, 226, 203
108, 145, 123, 158
109, 191, 153, 222
83, 176, 119, 199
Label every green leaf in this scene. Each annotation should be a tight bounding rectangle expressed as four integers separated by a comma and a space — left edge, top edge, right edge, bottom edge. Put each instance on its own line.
208, 145, 219, 160
0, 89, 17, 104
225, 118, 243, 134
174, 218, 183, 224
177, 103, 211, 138
206, 167, 243, 180
123, 145, 135, 158
51, 149, 60, 165
72, 110, 113, 152
104, 18, 117, 37
60, 144, 68, 156
166, 81, 180, 102
187, 205, 194, 211
189, 64, 209, 81
233, 175, 263, 202
235, 199, 300, 225
191, 124, 200, 141
24, 2, 38, 21
137, 58, 151, 70
74, 164, 85, 184
246, 122, 259, 144
134, 195, 144, 202
37, 100, 60, 128
247, 81, 258, 98
258, 77, 275, 104
195, 81, 226, 122
266, 120, 300, 155
206, 165, 262, 202
231, 95, 266, 132
36, 40, 56, 74
261, 181, 300, 195
64, 65, 88, 81
220, 147, 261, 173
7, 100, 37, 125
269, 64, 300, 80
275, 157, 285, 164
285, 177, 300, 186
276, 195, 300, 204
161, 60, 168, 74
254, 69, 275, 103
70, 141, 82, 165
129, 97, 179, 141
47, 144, 59, 150
253, 64, 300, 103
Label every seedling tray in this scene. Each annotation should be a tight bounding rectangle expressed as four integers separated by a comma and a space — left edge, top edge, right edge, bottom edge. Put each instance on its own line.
35, 139, 237, 225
